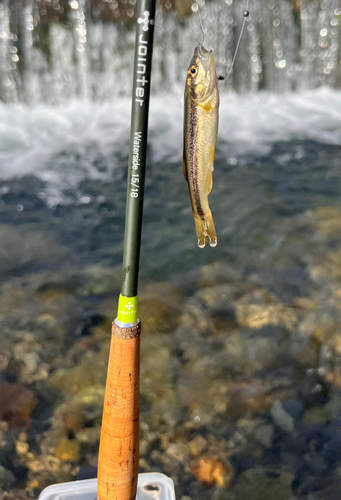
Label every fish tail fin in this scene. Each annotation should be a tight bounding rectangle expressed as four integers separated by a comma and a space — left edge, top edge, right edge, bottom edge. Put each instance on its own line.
205, 212, 218, 247
194, 213, 217, 249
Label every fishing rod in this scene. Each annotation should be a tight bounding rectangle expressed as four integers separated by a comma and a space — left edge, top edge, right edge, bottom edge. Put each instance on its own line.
97, 1, 156, 499
98, 0, 250, 495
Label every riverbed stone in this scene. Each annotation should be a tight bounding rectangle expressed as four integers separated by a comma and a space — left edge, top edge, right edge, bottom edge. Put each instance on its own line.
54, 439, 81, 462
254, 423, 275, 449
47, 344, 109, 398
0, 465, 15, 487
189, 456, 233, 488
233, 467, 293, 500
188, 435, 208, 457
270, 400, 295, 433
0, 383, 38, 430
140, 334, 180, 429
198, 262, 242, 289
224, 325, 284, 375
165, 442, 189, 464
235, 289, 298, 330
0, 224, 68, 277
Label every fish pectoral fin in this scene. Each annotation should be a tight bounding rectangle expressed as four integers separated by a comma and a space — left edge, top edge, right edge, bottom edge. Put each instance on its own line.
207, 172, 213, 194
183, 158, 188, 182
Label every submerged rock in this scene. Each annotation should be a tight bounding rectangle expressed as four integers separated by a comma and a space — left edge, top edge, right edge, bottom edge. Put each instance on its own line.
233, 467, 293, 500
0, 224, 67, 277
54, 439, 81, 462
235, 289, 298, 331
270, 400, 295, 433
224, 325, 285, 375
138, 282, 182, 335
190, 456, 233, 489
0, 383, 38, 430
188, 435, 208, 458
0, 465, 15, 488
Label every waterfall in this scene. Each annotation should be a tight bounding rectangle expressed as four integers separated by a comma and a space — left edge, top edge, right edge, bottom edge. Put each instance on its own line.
0, 0, 20, 103
0, 0, 341, 104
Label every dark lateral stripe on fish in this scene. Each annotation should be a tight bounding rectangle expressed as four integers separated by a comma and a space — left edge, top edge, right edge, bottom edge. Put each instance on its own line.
189, 99, 205, 221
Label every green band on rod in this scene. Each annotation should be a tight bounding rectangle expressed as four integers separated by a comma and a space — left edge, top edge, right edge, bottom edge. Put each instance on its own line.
117, 294, 138, 324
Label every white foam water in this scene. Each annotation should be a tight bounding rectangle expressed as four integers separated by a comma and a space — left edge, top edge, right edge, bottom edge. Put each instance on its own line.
1, 88, 341, 184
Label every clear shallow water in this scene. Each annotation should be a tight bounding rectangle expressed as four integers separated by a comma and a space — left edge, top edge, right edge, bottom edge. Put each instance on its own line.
2, 89, 341, 499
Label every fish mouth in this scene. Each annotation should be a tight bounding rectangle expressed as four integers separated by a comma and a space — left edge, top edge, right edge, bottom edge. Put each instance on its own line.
195, 44, 212, 59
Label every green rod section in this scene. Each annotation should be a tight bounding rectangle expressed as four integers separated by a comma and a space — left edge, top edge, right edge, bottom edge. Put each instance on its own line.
120, 0, 156, 299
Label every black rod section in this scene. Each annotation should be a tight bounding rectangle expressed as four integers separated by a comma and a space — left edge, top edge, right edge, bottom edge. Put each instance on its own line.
121, 0, 156, 298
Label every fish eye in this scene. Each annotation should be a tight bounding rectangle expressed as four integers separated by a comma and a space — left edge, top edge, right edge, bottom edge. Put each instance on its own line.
189, 66, 197, 77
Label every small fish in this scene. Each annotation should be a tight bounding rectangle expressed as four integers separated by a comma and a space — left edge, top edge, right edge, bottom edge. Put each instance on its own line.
183, 44, 219, 248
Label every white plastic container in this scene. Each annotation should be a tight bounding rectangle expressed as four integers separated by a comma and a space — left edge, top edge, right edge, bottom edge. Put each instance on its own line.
39, 472, 176, 500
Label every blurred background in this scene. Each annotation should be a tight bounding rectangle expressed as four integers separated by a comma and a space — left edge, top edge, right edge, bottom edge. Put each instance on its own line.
2, 0, 341, 499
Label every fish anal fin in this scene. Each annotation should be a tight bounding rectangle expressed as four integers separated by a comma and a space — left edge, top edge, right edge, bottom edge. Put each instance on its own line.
207, 172, 213, 194
210, 147, 215, 169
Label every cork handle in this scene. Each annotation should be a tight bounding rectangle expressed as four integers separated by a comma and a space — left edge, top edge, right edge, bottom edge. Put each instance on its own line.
97, 321, 141, 500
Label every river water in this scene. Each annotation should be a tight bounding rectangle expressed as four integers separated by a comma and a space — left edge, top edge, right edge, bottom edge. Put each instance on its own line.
1, 89, 341, 499
1, 89, 341, 276
1, 0, 341, 499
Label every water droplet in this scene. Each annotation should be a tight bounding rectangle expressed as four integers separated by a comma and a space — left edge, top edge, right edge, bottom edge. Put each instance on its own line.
276, 60, 286, 69
320, 28, 328, 37
227, 158, 237, 165
80, 196, 91, 204
16, 205, 24, 212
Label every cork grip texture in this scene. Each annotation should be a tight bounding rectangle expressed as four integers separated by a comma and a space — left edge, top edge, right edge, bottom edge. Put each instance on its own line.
97, 321, 141, 500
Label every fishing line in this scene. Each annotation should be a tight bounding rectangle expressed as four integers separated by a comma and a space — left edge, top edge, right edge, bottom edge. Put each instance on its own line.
195, 0, 250, 81
196, 1, 205, 46
225, 0, 250, 81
